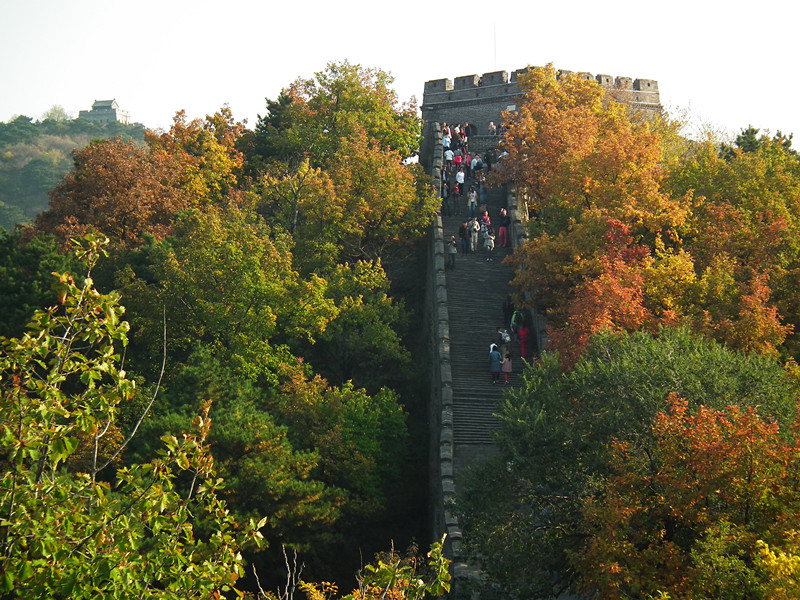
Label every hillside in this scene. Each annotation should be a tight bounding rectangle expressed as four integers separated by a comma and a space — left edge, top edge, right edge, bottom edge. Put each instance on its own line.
0, 115, 146, 230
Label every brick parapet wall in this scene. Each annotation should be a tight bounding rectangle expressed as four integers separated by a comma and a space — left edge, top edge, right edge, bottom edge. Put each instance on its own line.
422, 66, 661, 149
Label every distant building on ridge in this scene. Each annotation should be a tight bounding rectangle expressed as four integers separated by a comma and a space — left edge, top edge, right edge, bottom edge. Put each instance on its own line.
79, 99, 130, 125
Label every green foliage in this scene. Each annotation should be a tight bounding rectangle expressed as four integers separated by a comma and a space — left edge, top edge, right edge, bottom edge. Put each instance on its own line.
276, 372, 409, 525
305, 259, 411, 392
0, 229, 76, 337
458, 327, 800, 597
0, 235, 262, 598
251, 61, 420, 169
129, 349, 348, 549
116, 204, 337, 383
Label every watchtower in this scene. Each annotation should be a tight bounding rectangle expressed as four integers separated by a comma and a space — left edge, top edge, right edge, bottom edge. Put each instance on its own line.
420, 66, 661, 170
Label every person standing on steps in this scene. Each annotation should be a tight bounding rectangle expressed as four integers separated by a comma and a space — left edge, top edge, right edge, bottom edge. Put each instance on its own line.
470, 217, 481, 253
489, 344, 502, 384
458, 220, 470, 254
444, 147, 454, 174
498, 207, 511, 248
518, 319, 531, 360
446, 235, 458, 269
484, 226, 496, 261
467, 187, 478, 218
455, 168, 465, 190
496, 327, 511, 357
503, 295, 515, 330
501, 351, 513, 384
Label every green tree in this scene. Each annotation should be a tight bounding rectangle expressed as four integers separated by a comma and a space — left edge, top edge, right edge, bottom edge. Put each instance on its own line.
39, 105, 73, 122
128, 349, 347, 549
0, 229, 76, 337
0, 235, 263, 598
458, 327, 800, 598
115, 205, 337, 382
305, 259, 411, 392
251, 61, 420, 169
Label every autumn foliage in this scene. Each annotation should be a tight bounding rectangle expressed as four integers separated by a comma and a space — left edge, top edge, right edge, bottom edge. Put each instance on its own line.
575, 395, 800, 599
500, 64, 799, 364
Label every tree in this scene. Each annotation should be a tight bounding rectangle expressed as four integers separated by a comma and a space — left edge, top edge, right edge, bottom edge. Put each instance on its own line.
145, 107, 246, 203
40, 105, 73, 122
0, 235, 263, 598
251, 61, 420, 169
574, 396, 800, 600
667, 132, 800, 357
458, 327, 800, 597
34, 138, 189, 248
492, 65, 687, 237
545, 219, 653, 368
304, 259, 412, 392
127, 349, 348, 550
114, 205, 337, 382
0, 229, 76, 337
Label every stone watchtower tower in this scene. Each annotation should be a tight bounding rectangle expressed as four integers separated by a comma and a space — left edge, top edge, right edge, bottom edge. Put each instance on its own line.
419, 66, 661, 171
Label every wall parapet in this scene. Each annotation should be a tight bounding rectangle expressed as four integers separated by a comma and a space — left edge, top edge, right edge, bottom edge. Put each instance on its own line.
422, 65, 661, 146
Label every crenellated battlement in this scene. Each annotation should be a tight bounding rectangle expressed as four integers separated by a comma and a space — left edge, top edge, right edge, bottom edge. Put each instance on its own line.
423, 67, 660, 96
420, 65, 661, 170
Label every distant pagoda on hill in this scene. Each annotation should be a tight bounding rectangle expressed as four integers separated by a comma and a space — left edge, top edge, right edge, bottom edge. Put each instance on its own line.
79, 99, 130, 125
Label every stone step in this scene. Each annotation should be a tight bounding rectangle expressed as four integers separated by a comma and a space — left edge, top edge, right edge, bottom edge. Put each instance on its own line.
453, 398, 503, 444
441, 180, 518, 448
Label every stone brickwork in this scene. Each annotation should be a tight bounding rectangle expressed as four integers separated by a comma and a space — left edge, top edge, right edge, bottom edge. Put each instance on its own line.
420, 66, 661, 171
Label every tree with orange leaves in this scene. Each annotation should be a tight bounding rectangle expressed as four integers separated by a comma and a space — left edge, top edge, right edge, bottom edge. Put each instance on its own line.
492, 64, 688, 235
457, 327, 800, 598
34, 137, 189, 248
574, 395, 800, 600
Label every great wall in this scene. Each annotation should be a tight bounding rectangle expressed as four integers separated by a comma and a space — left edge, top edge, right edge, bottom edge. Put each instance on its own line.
420, 65, 661, 597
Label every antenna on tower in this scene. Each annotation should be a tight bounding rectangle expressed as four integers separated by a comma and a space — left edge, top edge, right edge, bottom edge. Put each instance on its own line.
493, 23, 497, 68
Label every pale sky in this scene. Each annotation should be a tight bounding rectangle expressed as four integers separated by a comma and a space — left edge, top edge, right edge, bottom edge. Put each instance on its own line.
1, 0, 797, 143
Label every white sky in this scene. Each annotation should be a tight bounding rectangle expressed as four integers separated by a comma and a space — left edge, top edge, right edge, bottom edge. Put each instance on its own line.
1, 0, 797, 142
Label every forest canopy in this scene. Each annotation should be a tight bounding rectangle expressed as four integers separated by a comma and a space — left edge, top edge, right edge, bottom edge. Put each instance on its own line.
0, 62, 444, 598
459, 64, 800, 599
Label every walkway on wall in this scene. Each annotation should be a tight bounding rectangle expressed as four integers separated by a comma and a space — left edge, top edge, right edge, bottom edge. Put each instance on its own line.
439, 182, 520, 483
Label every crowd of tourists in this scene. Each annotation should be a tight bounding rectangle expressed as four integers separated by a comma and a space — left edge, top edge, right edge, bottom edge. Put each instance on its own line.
441, 122, 509, 268
438, 123, 533, 383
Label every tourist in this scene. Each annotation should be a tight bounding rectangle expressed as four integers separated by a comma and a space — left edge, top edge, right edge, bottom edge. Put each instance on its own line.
470, 217, 480, 252
467, 187, 478, 218
484, 226, 496, 261
471, 153, 482, 174
502, 295, 515, 330
455, 168, 465, 189
498, 207, 510, 247
489, 344, 502, 384
446, 235, 458, 270
458, 220, 470, 254
501, 351, 512, 384
518, 319, 531, 360
444, 147, 454, 173
496, 327, 511, 356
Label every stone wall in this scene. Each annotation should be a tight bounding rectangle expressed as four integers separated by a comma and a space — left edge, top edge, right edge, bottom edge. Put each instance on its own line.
422, 122, 456, 561
424, 123, 534, 586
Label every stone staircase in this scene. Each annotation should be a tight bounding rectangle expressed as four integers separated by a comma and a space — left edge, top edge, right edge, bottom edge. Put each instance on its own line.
439, 182, 518, 472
